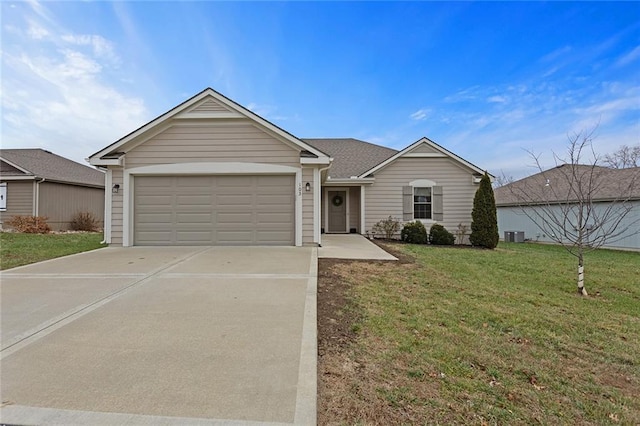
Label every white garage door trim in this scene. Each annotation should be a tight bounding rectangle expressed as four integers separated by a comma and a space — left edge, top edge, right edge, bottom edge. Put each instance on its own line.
122, 163, 302, 247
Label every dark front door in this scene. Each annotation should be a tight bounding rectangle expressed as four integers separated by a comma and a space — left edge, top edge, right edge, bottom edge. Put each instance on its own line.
328, 190, 347, 233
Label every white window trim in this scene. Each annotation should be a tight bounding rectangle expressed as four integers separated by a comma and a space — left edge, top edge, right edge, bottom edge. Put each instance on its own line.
410, 179, 436, 223
0, 182, 6, 211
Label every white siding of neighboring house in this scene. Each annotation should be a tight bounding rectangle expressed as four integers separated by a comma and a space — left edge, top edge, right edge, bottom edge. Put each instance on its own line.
497, 200, 640, 250
364, 157, 479, 237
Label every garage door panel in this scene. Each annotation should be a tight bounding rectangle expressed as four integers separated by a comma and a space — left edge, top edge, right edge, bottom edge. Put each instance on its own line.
216, 194, 254, 205
256, 231, 293, 245
135, 231, 173, 244
175, 231, 214, 243
137, 195, 173, 206
134, 175, 294, 245
137, 176, 173, 188
175, 213, 213, 223
217, 176, 253, 187
257, 195, 292, 205
136, 213, 173, 224
216, 230, 254, 244
176, 195, 212, 205
176, 176, 212, 186
257, 213, 292, 224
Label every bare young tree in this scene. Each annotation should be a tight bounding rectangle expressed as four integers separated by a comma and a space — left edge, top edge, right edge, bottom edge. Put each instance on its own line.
497, 129, 640, 296
602, 144, 640, 168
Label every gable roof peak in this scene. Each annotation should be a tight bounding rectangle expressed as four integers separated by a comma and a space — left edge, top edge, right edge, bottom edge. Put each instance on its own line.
89, 87, 330, 164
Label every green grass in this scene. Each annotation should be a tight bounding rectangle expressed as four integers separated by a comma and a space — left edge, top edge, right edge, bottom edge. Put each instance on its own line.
323, 242, 640, 425
0, 232, 106, 270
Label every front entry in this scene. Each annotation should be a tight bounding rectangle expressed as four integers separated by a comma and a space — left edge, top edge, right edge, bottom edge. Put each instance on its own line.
328, 190, 347, 233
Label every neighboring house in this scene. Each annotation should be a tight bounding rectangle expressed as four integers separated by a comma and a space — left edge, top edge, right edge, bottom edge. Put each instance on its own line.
88, 87, 487, 247
0, 149, 105, 231
494, 165, 640, 250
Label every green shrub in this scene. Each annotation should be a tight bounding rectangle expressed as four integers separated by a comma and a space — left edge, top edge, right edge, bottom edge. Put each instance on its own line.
372, 216, 401, 239
70, 211, 100, 232
6, 215, 51, 234
429, 223, 455, 245
401, 221, 428, 244
470, 172, 499, 249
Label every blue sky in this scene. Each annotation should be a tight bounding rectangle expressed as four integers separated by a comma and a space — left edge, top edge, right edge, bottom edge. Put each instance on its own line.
2, 1, 639, 178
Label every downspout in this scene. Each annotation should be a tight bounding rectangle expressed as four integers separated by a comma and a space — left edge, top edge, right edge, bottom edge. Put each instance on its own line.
317, 162, 332, 247
34, 177, 46, 216
99, 167, 109, 244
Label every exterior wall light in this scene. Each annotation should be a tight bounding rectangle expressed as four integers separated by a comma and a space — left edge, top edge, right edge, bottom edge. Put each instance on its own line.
305, 182, 311, 192
112, 184, 120, 193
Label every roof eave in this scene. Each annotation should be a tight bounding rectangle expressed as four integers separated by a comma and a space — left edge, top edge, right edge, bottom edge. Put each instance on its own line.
301, 157, 332, 165
89, 156, 124, 167
324, 177, 375, 186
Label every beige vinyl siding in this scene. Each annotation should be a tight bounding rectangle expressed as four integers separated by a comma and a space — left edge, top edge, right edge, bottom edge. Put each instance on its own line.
0, 181, 34, 228
302, 167, 314, 244
110, 168, 124, 246
349, 187, 360, 232
365, 158, 478, 236
409, 144, 442, 154
188, 99, 232, 113
38, 182, 104, 231
125, 122, 300, 169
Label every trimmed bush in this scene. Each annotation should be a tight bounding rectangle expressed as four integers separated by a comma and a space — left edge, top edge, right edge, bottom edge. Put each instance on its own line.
401, 221, 428, 244
429, 223, 455, 245
70, 211, 100, 232
6, 215, 51, 234
470, 172, 499, 249
372, 216, 401, 239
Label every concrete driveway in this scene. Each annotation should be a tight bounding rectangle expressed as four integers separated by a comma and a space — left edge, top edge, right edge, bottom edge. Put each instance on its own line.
0, 246, 317, 425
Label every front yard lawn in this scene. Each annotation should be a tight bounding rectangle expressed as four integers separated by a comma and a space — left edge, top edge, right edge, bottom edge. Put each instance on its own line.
318, 242, 640, 424
0, 232, 106, 270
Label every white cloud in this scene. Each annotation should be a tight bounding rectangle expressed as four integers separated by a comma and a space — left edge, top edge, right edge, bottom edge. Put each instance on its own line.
487, 95, 507, 104
26, 20, 48, 39
615, 46, 640, 67
61, 34, 119, 64
1, 3, 148, 165
410, 108, 430, 121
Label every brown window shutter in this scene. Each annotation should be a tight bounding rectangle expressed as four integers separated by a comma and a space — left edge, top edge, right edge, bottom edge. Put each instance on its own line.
433, 185, 443, 221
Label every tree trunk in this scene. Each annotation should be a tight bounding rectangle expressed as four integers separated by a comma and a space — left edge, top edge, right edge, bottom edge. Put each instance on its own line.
577, 253, 588, 296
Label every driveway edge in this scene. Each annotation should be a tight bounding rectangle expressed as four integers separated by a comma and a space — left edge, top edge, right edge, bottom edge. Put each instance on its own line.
293, 247, 318, 425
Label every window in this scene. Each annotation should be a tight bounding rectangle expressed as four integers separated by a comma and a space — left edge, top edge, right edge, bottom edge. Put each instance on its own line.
413, 187, 432, 219
0, 182, 6, 211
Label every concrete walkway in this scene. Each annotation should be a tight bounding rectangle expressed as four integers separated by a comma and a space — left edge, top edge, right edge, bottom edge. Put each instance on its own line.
318, 234, 397, 260
0, 246, 317, 425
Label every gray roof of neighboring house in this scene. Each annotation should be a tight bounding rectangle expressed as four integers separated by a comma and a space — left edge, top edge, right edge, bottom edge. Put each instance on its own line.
494, 164, 640, 206
0, 149, 105, 188
303, 138, 398, 179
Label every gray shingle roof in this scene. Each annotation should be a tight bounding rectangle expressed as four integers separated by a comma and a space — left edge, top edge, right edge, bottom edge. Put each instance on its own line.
302, 138, 397, 179
0, 149, 105, 187
494, 164, 640, 205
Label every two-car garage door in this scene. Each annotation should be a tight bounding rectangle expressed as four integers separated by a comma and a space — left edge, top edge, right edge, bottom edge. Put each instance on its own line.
134, 175, 294, 246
